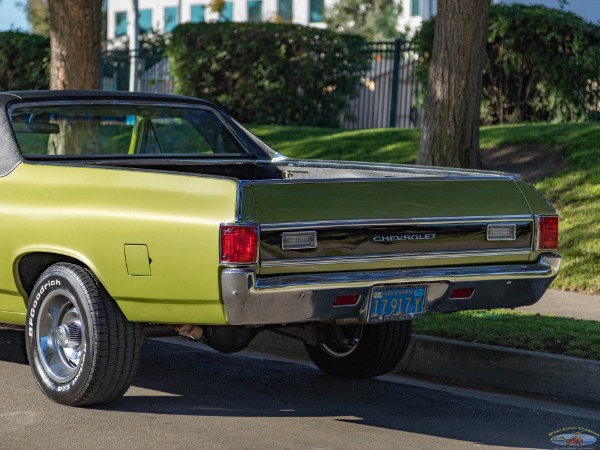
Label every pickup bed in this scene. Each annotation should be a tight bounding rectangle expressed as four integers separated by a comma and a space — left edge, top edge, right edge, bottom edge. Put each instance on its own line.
0, 91, 560, 406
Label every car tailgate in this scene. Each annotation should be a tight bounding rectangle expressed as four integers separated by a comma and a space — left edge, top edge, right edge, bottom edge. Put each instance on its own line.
240, 178, 535, 274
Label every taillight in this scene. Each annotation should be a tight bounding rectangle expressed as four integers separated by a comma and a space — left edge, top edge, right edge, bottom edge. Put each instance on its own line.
220, 225, 258, 264
536, 215, 559, 250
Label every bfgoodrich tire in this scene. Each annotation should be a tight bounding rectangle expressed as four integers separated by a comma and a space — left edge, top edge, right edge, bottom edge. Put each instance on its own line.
25, 263, 143, 406
304, 321, 412, 378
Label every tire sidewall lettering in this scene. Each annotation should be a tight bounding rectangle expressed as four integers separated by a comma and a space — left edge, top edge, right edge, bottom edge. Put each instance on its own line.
28, 278, 62, 337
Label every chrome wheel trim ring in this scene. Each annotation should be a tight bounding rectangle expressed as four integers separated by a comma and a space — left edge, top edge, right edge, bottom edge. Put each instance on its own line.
320, 325, 364, 358
36, 289, 85, 383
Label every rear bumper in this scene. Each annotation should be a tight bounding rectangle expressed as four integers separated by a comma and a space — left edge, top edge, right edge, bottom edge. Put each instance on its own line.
220, 254, 561, 325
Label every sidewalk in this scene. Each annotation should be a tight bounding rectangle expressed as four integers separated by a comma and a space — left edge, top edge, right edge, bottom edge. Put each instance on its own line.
517, 289, 600, 321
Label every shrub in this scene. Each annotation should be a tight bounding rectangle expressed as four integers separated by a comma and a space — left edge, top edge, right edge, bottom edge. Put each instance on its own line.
169, 23, 369, 127
0, 31, 50, 91
412, 4, 600, 124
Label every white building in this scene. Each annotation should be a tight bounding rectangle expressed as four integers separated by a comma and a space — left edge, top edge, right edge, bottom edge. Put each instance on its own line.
107, 0, 336, 44
107, 0, 440, 45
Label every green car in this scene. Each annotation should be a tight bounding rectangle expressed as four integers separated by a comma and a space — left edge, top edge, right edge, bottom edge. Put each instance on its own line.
0, 91, 560, 406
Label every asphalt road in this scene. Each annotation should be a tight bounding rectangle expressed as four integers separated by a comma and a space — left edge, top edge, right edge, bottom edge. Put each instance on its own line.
1, 329, 599, 450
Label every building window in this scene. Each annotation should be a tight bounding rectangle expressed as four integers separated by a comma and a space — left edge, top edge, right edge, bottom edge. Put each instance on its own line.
411, 0, 421, 17
247, 0, 262, 22
278, 0, 292, 22
164, 6, 179, 32
191, 5, 206, 22
219, 2, 233, 22
139, 9, 152, 34
115, 11, 127, 37
309, 0, 323, 22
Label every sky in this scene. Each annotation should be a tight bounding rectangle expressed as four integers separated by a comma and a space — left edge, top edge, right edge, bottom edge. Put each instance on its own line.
502, 0, 600, 24
0, 0, 29, 31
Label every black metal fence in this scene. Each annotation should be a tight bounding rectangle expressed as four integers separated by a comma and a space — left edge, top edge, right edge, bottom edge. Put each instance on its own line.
101, 49, 173, 94
100, 39, 423, 129
340, 39, 423, 129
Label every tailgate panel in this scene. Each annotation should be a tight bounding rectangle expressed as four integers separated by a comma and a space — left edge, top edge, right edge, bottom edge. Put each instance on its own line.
243, 178, 534, 272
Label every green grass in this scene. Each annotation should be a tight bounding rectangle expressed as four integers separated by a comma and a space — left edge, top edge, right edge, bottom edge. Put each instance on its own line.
412, 310, 600, 360
250, 122, 600, 295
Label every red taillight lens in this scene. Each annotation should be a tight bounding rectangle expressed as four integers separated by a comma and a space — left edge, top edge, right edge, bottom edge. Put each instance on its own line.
537, 215, 559, 250
334, 294, 361, 306
449, 288, 475, 299
220, 225, 258, 264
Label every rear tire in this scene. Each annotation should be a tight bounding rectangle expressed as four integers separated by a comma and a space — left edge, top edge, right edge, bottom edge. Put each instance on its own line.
305, 321, 412, 378
25, 263, 143, 406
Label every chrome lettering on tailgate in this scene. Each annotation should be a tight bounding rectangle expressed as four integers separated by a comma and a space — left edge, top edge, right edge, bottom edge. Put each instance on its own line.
372, 234, 437, 242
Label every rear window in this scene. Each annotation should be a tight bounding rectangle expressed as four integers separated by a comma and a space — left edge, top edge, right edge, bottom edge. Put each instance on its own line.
10, 104, 248, 157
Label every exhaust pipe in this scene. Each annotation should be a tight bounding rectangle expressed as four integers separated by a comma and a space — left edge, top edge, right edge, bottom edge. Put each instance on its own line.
170, 324, 204, 340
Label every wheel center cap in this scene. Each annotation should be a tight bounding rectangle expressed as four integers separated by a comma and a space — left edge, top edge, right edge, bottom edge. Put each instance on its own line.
56, 325, 70, 347
56, 322, 83, 349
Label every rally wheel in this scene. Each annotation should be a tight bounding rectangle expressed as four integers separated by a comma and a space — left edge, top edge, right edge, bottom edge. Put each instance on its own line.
25, 263, 143, 406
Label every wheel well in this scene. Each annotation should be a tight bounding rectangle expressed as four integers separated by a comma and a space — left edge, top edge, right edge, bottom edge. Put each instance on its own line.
17, 252, 83, 298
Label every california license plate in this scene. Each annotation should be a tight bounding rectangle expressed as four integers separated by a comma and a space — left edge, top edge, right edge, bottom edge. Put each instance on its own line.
367, 285, 426, 323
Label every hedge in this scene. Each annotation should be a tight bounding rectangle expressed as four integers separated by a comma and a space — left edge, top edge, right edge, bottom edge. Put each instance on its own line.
413, 4, 600, 124
0, 31, 50, 91
169, 23, 369, 127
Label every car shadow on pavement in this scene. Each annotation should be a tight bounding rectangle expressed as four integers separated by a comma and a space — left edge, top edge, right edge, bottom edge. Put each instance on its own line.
0, 330, 27, 364
97, 340, 597, 449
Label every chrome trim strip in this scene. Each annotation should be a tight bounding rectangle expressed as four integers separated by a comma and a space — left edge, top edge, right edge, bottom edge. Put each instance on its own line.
247, 175, 516, 185
260, 248, 532, 268
260, 216, 532, 231
276, 159, 522, 180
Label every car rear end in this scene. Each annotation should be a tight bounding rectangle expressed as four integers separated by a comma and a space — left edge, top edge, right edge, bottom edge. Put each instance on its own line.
218, 171, 560, 326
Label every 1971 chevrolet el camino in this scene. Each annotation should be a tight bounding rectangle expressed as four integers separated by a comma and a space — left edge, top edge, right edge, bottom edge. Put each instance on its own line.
0, 91, 560, 406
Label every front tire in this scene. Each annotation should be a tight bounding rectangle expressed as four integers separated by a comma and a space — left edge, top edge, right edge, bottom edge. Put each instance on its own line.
305, 321, 412, 378
25, 263, 143, 406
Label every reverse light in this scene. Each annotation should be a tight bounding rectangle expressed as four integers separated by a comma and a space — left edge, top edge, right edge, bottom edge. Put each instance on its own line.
536, 215, 559, 250
281, 231, 317, 250
220, 224, 258, 264
486, 224, 516, 241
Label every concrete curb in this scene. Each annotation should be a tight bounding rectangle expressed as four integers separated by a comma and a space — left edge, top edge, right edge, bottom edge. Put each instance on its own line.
246, 332, 600, 405
396, 335, 600, 405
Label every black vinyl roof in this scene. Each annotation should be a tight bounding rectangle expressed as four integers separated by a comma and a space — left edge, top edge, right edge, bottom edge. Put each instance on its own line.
0, 90, 215, 108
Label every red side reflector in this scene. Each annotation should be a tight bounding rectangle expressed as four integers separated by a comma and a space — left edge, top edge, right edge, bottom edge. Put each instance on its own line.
220, 225, 258, 264
449, 288, 475, 299
538, 215, 559, 250
334, 294, 360, 306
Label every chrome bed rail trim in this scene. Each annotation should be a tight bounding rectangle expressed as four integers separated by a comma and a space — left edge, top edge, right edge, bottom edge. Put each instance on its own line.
221, 254, 561, 325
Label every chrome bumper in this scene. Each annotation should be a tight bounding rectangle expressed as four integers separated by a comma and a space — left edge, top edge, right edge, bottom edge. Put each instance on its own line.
221, 254, 561, 325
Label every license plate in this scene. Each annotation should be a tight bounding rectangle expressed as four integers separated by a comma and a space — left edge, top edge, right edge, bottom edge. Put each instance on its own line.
367, 285, 426, 323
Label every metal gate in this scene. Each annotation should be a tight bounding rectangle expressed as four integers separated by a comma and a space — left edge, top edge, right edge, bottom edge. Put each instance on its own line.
340, 39, 423, 129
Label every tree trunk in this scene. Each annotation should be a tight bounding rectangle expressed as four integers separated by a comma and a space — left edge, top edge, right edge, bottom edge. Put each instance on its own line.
417, 0, 490, 169
48, 0, 102, 90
